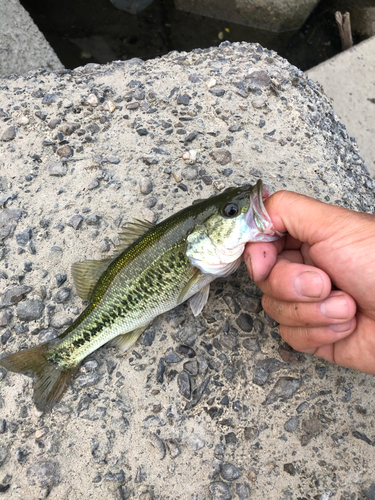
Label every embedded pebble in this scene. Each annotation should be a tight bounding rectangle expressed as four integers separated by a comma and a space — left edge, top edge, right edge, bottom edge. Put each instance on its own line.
140, 177, 153, 195
0, 285, 32, 307
236, 313, 253, 333
78, 373, 99, 387
68, 215, 83, 230
177, 370, 191, 399
149, 433, 166, 460
242, 337, 260, 352
48, 162, 68, 177
1, 126, 16, 142
209, 481, 231, 500
26, 461, 60, 487
16, 299, 45, 321
38, 329, 58, 343
0, 446, 8, 466
54, 287, 71, 303
182, 166, 198, 180
165, 352, 181, 363
221, 463, 240, 481
236, 483, 251, 499
185, 433, 205, 451
284, 417, 299, 433
57, 145, 74, 158
265, 377, 301, 404
166, 439, 181, 458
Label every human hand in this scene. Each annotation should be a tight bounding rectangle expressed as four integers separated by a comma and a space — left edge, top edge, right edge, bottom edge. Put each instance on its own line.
244, 190, 375, 375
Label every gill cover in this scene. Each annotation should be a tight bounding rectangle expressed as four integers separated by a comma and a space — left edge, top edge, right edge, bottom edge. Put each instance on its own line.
185, 180, 282, 276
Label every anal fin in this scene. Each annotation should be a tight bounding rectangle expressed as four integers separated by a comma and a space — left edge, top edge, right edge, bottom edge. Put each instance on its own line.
108, 325, 149, 354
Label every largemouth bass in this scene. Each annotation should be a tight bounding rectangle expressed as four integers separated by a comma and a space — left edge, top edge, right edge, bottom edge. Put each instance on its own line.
0, 180, 282, 412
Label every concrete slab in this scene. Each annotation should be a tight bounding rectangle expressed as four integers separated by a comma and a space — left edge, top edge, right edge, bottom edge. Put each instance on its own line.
174, 0, 319, 32
0, 0, 64, 77
0, 42, 374, 499
307, 36, 375, 176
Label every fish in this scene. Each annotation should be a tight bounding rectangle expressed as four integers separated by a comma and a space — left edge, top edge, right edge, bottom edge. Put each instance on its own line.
0, 180, 282, 412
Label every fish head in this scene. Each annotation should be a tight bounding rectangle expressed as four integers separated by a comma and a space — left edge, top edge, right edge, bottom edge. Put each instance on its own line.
186, 180, 283, 277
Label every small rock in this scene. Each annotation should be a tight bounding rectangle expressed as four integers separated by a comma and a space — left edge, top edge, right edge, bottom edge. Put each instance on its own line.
363, 483, 375, 500
210, 149, 232, 165
57, 145, 73, 158
67, 215, 83, 230
0, 446, 8, 466
165, 352, 181, 363
140, 178, 153, 195
0, 285, 32, 308
242, 337, 260, 352
16, 300, 44, 322
149, 433, 166, 460
177, 94, 191, 105
87, 94, 99, 106
39, 329, 58, 343
78, 373, 99, 387
236, 483, 251, 499
54, 287, 71, 303
48, 118, 61, 129
166, 439, 181, 458
137, 128, 148, 136
0, 309, 12, 327
209, 481, 231, 500
185, 433, 205, 451
49, 316, 73, 329
251, 98, 267, 109
16, 229, 32, 246
1, 126, 16, 142
221, 463, 240, 480
236, 313, 253, 333
55, 274, 67, 287
283, 463, 296, 476
177, 370, 191, 399
183, 359, 198, 376
223, 295, 240, 314
264, 377, 301, 405
182, 166, 198, 180
26, 461, 59, 487
156, 358, 166, 383
237, 293, 262, 313
284, 417, 299, 433
49, 162, 68, 178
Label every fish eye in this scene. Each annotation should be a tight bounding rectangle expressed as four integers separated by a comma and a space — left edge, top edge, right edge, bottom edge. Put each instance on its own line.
222, 202, 239, 218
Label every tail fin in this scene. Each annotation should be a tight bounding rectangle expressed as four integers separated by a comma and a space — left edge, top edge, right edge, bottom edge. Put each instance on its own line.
0, 344, 79, 413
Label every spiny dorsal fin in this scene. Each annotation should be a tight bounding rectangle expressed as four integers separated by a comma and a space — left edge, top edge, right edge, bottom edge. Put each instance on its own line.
71, 258, 114, 301
72, 219, 155, 301
116, 219, 155, 252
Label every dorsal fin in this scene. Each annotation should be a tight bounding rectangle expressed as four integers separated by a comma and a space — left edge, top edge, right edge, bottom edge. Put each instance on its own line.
71, 258, 114, 301
116, 219, 155, 251
72, 219, 154, 301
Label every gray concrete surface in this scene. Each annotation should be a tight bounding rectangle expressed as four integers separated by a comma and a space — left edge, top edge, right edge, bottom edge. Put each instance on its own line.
174, 0, 320, 32
0, 42, 374, 500
0, 0, 64, 77
307, 35, 375, 177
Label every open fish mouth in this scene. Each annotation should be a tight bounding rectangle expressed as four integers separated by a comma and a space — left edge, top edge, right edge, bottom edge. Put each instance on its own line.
245, 180, 284, 241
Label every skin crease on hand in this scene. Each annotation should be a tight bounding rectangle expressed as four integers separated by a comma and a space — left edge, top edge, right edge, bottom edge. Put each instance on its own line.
244, 190, 375, 375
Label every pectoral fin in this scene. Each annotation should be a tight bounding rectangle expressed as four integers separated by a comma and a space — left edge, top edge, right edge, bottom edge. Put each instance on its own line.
189, 284, 210, 317
177, 268, 201, 304
108, 326, 148, 353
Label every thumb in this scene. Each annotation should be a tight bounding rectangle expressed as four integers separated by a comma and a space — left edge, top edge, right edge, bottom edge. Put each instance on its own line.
264, 190, 353, 245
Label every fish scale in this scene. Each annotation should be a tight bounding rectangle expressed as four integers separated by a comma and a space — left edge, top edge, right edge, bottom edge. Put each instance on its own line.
0, 180, 282, 412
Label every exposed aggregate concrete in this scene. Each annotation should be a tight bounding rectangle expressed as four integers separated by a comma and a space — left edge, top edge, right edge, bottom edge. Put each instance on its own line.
0, 42, 374, 499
